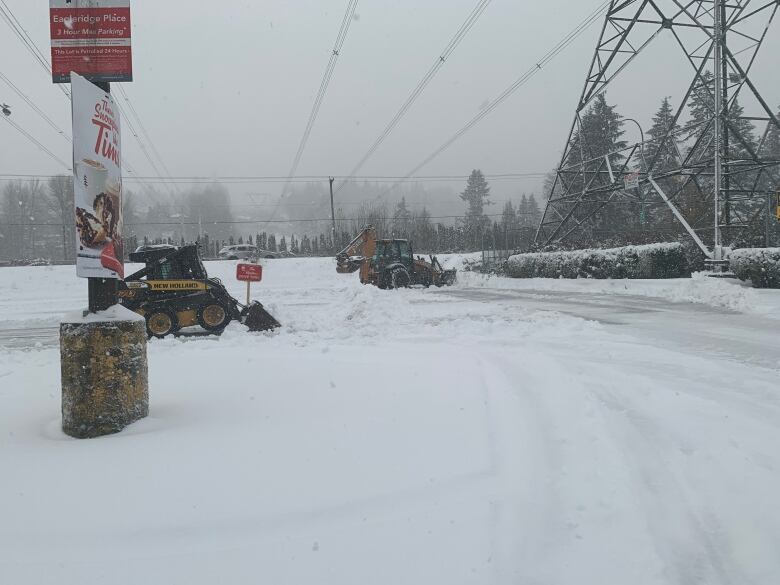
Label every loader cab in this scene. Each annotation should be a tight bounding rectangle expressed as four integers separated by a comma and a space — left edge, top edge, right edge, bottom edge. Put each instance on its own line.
373, 239, 414, 270
128, 245, 208, 281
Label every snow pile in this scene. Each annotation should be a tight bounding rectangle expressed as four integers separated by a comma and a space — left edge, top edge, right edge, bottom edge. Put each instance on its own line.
507, 242, 690, 280
729, 247, 780, 288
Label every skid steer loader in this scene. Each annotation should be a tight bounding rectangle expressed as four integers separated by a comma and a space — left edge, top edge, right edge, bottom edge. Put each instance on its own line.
336, 225, 456, 289
118, 245, 280, 338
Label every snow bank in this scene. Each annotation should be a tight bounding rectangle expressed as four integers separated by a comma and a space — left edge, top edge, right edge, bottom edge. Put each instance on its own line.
507, 242, 690, 280
729, 247, 780, 288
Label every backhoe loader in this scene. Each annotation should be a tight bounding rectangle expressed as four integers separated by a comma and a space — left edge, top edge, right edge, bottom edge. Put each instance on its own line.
118, 245, 280, 338
336, 225, 456, 289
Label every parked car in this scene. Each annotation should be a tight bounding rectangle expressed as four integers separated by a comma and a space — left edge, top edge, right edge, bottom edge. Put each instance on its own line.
218, 244, 258, 260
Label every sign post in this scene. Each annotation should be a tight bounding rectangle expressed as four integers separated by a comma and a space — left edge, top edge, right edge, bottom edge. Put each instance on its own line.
236, 263, 263, 305
54, 2, 147, 440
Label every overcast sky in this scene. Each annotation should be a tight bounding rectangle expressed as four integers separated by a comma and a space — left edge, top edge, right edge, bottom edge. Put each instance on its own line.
2, 0, 779, 202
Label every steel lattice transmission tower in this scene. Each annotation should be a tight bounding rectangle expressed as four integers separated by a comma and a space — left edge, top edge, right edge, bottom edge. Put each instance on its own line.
535, 0, 780, 260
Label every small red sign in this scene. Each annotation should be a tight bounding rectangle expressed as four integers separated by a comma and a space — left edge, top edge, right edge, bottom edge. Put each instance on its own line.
49, 1, 133, 84
237, 263, 262, 282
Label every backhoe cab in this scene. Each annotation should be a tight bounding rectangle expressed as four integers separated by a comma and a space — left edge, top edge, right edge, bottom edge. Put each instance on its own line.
336, 225, 456, 289
119, 244, 280, 338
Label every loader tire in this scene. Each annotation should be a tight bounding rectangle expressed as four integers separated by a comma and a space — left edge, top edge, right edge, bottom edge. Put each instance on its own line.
145, 308, 178, 338
389, 266, 411, 289
197, 301, 230, 332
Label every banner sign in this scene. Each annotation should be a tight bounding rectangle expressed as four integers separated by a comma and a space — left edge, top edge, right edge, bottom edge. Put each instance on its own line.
49, 0, 132, 84
72, 73, 124, 279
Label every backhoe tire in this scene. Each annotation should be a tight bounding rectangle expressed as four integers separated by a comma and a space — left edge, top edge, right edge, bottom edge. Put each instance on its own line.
197, 301, 230, 333
389, 266, 411, 289
145, 308, 178, 339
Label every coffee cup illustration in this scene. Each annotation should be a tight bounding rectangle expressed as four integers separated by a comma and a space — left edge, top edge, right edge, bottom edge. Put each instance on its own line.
77, 159, 108, 202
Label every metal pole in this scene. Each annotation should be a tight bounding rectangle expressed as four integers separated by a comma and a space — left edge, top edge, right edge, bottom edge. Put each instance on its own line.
713, 0, 723, 262
720, 0, 730, 231
87, 80, 118, 313
329, 176, 336, 246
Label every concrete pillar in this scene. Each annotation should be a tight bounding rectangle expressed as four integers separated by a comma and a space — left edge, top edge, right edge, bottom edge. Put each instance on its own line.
60, 309, 148, 439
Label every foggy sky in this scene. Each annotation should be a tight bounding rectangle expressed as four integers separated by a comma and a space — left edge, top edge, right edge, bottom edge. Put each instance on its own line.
2, 0, 779, 205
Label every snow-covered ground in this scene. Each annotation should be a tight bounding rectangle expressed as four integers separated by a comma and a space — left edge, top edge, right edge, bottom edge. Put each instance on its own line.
1, 257, 779, 584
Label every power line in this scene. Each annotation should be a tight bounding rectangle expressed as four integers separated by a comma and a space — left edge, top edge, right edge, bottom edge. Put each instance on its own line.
335, 0, 493, 194
0, 1, 71, 100
0, 172, 549, 184
0, 70, 71, 142
114, 85, 179, 193
381, 0, 610, 197
0, 1, 154, 183
276, 0, 360, 203
2, 212, 527, 228
1, 115, 70, 169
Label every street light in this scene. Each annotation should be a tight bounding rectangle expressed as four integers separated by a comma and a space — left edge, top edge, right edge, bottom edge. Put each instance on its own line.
1, 103, 11, 117
623, 117, 647, 171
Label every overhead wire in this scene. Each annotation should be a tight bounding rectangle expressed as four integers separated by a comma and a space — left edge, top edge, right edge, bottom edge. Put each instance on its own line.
0, 70, 71, 142
274, 0, 360, 208
371, 0, 611, 200
114, 85, 179, 194
0, 172, 549, 184
0, 0, 71, 99
2, 211, 531, 228
1, 115, 71, 169
334, 0, 492, 195
0, 0, 159, 186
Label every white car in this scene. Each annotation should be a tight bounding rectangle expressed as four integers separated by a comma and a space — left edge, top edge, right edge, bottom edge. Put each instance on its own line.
218, 244, 258, 260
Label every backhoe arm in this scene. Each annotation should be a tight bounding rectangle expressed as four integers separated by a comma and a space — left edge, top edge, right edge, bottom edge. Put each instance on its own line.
335, 225, 377, 273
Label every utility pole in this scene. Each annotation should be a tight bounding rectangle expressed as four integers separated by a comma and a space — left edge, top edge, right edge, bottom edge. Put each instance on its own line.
329, 176, 337, 246
87, 80, 118, 313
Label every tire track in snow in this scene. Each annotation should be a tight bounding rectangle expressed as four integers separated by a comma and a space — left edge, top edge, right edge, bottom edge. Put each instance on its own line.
594, 383, 755, 585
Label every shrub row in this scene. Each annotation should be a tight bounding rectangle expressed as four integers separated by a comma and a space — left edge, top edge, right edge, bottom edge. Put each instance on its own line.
728, 248, 780, 288
506, 242, 691, 280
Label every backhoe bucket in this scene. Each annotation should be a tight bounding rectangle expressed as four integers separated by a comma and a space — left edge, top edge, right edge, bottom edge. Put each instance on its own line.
241, 301, 281, 332
439, 269, 457, 286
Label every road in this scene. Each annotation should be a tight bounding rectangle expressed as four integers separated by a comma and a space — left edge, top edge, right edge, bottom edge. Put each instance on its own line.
439, 286, 780, 370
6, 284, 776, 370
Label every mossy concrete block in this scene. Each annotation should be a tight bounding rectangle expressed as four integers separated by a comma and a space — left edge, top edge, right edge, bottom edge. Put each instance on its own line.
60, 310, 148, 439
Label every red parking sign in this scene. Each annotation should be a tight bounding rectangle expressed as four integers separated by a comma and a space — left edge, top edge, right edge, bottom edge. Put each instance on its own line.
237, 263, 262, 282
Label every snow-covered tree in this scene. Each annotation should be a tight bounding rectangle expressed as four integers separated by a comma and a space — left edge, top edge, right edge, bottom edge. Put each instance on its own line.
460, 169, 492, 249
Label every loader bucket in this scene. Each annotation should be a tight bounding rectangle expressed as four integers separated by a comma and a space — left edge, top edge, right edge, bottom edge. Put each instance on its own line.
241, 301, 281, 332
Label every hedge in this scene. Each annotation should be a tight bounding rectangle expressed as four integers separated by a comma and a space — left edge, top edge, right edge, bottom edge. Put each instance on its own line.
728, 248, 780, 288
506, 242, 691, 280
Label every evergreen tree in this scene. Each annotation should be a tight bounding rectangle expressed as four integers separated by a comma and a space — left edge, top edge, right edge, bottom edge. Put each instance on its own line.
290, 235, 299, 254
527, 194, 541, 225
319, 233, 327, 253
460, 169, 492, 249
267, 234, 277, 252
686, 71, 757, 162
764, 106, 780, 160
646, 96, 681, 173
500, 200, 518, 248
311, 236, 319, 255
392, 197, 412, 237
567, 94, 627, 168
